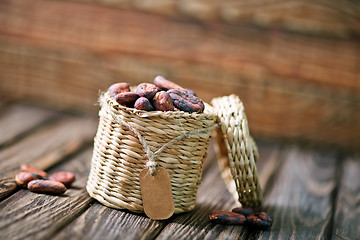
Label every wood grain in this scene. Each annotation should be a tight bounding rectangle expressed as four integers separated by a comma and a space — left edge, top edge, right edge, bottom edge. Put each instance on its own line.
0, 148, 94, 240
0, 0, 359, 150
332, 154, 360, 240
53, 202, 167, 240
254, 140, 284, 198
60, 0, 360, 36
0, 114, 97, 200
0, 0, 358, 91
247, 146, 338, 239
218, 0, 360, 36
0, 115, 96, 175
0, 104, 57, 148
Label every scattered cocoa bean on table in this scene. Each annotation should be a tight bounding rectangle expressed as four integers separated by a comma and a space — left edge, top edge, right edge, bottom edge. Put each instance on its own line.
21, 164, 48, 178
246, 212, 273, 229
209, 208, 273, 229
49, 171, 75, 188
15, 164, 76, 196
15, 172, 47, 188
28, 180, 67, 195
232, 207, 254, 217
209, 210, 246, 225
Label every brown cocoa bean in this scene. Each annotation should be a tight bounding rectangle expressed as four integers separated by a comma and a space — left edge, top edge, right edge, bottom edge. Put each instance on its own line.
209, 210, 246, 225
154, 76, 184, 91
134, 97, 154, 111
115, 92, 139, 106
49, 171, 75, 188
167, 89, 204, 113
246, 212, 273, 229
232, 207, 254, 217
152, 91, 175, 111
135, 83, 159, 100
15, 172, 46, 188
28, 180, 67, 195
21, 164, 48, 178
108, 82, 130, 98
185, 89, 197, 96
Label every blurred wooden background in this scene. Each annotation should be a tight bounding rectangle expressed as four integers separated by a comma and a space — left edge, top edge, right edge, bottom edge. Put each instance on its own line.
0, 0, 359, 150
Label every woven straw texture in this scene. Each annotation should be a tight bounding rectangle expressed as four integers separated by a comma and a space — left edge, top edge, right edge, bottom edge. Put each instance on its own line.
211, 95, 263, 208
86, 92, 217, 214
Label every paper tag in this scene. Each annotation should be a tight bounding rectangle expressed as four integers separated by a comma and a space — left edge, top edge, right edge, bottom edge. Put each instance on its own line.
139, 166, 174, 220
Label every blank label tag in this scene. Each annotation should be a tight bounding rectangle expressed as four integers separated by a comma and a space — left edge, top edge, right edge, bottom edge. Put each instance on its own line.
139, 167, 174, 220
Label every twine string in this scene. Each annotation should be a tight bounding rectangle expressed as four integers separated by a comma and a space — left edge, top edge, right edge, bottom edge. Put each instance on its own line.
101, 96, 217, 176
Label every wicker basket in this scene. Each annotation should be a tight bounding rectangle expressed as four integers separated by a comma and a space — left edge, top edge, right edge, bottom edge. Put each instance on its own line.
87, 92, 262, 216
86, 92, 218, 214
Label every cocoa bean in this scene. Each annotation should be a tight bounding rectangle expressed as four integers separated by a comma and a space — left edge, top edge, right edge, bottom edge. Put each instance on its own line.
209, 210, 246, 225
108, 82, 130, 98
246, 212, 273, 229
154, 76, 184, 91
185, 89, 197, 96
49, 171, 75, 188
135, 83, 159, 100
232, 207, 254, 217
115, 92, 139, 106
28, 180, 67, 195
15, 172, 46, 188
21, 164, 48, 178
134, 97, 154, 111
152, 91, 174, 111
167, 89, 204, 113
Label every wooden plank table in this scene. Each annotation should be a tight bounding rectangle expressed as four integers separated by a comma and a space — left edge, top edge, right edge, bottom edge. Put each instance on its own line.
0, 103, 359, 240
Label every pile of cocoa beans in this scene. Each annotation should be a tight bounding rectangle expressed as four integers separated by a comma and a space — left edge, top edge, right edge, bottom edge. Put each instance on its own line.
108, 76, 205, 113
209, 207, 273, 229
15, 164, 75, 195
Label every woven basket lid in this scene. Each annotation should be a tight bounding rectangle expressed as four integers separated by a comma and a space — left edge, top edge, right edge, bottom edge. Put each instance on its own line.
210, 94, 263, 208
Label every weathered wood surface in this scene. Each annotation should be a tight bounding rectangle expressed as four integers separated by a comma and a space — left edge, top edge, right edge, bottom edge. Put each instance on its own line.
0, 104, 57, 148
0, 107, 97, 200
1, 103, 360, 240
0, 149, 94, 240
60, 0, 360, 36
53, 201, 167, 240
332, 154, 360, 240
248, 146, 338, 239
1, 0, 358, 92
0, 0, 359, 150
